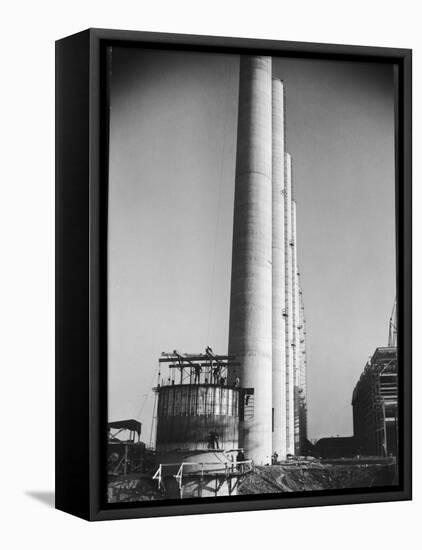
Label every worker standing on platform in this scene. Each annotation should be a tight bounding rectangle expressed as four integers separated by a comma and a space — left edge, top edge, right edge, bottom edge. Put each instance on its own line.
194, 364, 201, 384
213, 365, 221, 384
207, 430, 220, 449
206, 346, 216, 383
237, 449, 245, 472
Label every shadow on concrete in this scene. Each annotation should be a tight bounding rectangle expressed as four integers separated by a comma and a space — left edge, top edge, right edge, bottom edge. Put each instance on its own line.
26, 491, 55, 508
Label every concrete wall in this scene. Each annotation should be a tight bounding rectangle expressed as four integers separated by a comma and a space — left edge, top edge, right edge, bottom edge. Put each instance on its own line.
156, 385, 239, 452
292, 200, 301, 452
229, 60, 307, 461
298, 277, 307, 397
298, 276, 308, 446
271, 78, 287, 459
229, 56, 273, 464
284, 152, 295, 455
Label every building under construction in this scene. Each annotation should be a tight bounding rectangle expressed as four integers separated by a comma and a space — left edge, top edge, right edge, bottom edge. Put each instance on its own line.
352, 301, 398, 457
155, 350, 241, 453
352, 346, 398, 457
152, 349, 252, 498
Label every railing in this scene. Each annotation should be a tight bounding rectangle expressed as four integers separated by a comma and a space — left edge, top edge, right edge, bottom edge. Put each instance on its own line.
174, 460, 253, 491
152, 460, 253, 492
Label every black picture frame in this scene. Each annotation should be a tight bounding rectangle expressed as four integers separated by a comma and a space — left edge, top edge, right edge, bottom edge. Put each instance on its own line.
55, 28, 412, 521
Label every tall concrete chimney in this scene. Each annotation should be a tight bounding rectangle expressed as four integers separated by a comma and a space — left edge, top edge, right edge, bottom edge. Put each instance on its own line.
229, 56, 273, 464
271, 78, 287, 459
285, 152, 295, 455
292, 199, 301, 452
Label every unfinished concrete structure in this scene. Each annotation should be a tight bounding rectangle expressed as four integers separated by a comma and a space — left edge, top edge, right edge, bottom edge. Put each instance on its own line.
152, 350, 253, 498
155, 352, 241, 453
229, 56, 307, 464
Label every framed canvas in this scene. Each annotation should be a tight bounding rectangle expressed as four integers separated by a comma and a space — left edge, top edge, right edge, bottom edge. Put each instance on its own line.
55, 28, 412, 521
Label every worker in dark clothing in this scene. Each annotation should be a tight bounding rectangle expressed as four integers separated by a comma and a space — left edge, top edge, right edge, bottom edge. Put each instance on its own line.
236, 449, 245, 472
234, 376, 240, 388
194, 364, 201, 384
207, 430, 219, 450
206, 346, 214, 371
213, 365, 221, 384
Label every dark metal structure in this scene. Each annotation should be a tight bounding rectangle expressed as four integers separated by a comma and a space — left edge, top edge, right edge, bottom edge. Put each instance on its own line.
314, 437, 357, 459
108, 419, 141, 442
155, 350, 242, 452
107, 419, 146, 475
352, 347, 398, 457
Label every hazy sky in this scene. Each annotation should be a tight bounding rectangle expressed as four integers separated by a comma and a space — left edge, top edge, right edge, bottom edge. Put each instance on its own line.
108, 47, 395, 441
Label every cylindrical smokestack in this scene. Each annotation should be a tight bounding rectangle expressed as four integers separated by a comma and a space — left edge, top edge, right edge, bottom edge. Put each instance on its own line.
292, 200, 301, 453
285, 152, 295, 455
292, 201, 301, 388
229, 56, 272, 465
272, 78, 287, 459
298, 279, 307, 397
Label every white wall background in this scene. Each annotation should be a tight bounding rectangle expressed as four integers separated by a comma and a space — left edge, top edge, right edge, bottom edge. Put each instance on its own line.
0, 0, 419, 547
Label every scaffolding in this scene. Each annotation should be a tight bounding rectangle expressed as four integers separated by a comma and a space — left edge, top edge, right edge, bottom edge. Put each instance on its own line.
352, 347, 398, 457
157, 349, 240, 387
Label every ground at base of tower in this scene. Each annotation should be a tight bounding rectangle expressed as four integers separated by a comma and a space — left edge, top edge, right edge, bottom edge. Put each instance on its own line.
107, 457, 397, 502
238, 459, 397, 495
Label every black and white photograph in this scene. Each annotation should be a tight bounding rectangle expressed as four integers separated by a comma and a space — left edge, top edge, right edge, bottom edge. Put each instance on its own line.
106, 47, 400, 503
3, 0, 419, 543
